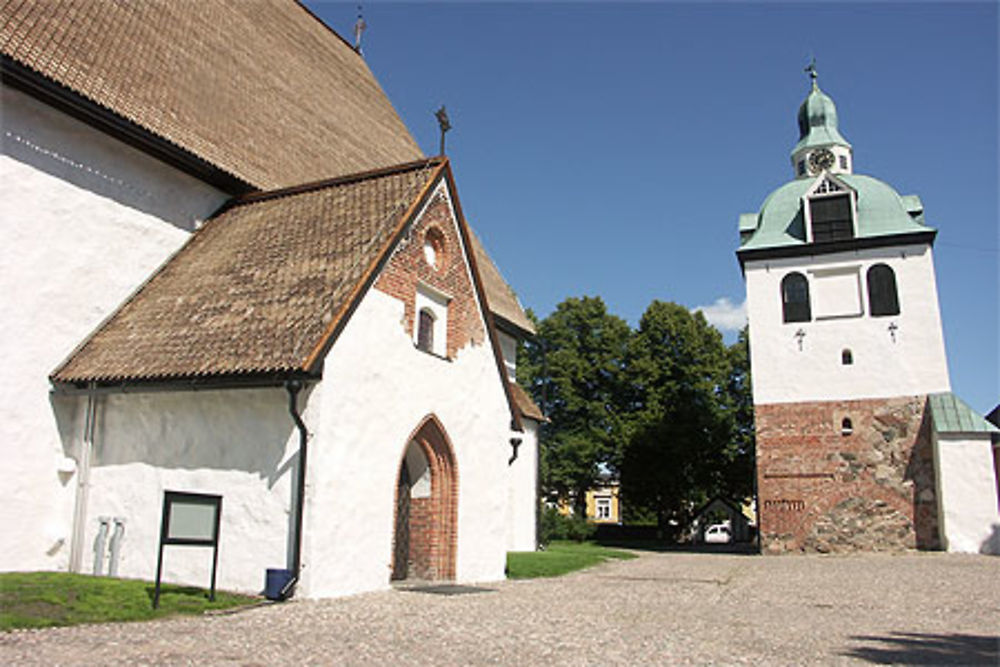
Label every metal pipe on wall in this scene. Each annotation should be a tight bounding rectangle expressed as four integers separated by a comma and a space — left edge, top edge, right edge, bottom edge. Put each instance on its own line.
92, 516, 110, 575
108, 517, 126, 577
69, 382, 97, 573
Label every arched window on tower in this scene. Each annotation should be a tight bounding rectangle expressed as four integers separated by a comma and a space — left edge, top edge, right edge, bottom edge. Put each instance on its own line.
417, 308, 435, 353
781, 272, 811, 323
867, 264, 900, 317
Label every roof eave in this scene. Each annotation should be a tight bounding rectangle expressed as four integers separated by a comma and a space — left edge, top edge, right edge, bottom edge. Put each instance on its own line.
736, 229, 937, 268
2, 55, 255, 196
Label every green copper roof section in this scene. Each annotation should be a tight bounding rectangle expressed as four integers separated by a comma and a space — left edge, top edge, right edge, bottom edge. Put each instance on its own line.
929, 392, 1000, 434
738, 173, 935, 251
792, 79, 851, 156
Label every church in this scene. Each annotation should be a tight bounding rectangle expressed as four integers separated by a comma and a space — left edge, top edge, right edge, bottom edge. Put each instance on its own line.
1, 1, 541, 598
738, 67, 999, 554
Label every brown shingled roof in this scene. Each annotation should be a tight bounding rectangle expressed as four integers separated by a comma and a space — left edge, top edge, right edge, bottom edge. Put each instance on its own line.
52, 159, 443, 384
509, 382, 546, 423
469, 231, 535, 336
1, 0, 422, 190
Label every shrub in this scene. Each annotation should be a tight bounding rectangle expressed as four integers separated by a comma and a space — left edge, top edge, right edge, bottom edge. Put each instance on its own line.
540, 507, 595, 545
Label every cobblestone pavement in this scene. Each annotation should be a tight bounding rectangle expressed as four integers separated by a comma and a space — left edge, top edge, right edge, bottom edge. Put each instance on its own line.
2, 551, 998, 665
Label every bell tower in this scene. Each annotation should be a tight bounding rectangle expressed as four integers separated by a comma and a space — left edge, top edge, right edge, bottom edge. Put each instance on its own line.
736, 66, 998, 555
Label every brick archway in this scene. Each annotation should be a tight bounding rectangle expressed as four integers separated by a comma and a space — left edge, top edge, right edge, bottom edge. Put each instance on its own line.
391, 415, 458, 581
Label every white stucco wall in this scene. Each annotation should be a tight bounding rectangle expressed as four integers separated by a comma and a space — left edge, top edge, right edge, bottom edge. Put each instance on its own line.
744, 243, 951, 405
506, 419, 539, 552
0, 85, 228, 572
933, 433, 1000, 554
301, 287, 511, 598
63, 388, 304, 592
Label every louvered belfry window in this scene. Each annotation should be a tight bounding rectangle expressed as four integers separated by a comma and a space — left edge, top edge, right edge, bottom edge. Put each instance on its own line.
781, 272, 811, 323
867, 263, 900, 316
809, 193, 854, 242
417, 308, 435, 352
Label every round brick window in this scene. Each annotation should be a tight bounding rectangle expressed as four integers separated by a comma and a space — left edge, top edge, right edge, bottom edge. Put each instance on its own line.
423, 228, 445, 270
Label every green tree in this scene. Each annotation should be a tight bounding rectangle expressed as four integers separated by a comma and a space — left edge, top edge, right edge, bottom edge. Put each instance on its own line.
722, 326, 754, 501
519, 297, 632, 515
619, 301, 735, 533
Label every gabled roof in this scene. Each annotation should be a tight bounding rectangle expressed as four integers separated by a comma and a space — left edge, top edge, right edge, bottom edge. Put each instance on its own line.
468, 231, 535, 337
52, 159, 443, 384
1, 0, 422, 190
928, 393, 999, 435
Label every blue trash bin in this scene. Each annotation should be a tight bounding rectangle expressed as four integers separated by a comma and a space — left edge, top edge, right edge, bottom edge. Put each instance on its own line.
265, 568, 294, 600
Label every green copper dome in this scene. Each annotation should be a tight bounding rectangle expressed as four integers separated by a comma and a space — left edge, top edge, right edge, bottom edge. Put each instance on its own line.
738, 174, 932, 252
792, 79, 851, 156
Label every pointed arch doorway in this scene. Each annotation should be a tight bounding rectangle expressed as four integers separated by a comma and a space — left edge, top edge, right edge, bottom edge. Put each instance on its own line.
391, 416, 458, 582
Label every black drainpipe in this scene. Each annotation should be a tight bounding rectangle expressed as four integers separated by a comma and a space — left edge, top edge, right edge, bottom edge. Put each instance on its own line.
283, 379, 308, 598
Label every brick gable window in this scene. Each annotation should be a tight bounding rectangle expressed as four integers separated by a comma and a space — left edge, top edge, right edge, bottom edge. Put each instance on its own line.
867, 263, 900, 317
417, 308, 435, 353
781, 272, 812, 323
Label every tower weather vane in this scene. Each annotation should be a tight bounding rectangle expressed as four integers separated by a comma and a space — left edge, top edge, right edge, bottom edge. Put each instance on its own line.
435, 105, 452, 156
805, 57, 818, 83
353, 5, 366, 54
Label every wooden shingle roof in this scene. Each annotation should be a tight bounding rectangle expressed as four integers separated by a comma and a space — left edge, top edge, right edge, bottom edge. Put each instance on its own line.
469, 231, 535, 336
52, 159, 443, 384
1, 0, 422, 190
508, 382, 546, 423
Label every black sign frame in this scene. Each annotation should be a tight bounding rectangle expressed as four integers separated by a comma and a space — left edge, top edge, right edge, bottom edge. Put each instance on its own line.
153, 490, 222, 609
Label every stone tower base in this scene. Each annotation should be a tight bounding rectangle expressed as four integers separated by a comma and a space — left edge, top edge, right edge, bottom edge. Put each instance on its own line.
755, 395, 939, 553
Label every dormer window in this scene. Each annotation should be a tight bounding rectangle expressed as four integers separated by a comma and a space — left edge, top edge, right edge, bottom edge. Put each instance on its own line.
803, 175, 856, 243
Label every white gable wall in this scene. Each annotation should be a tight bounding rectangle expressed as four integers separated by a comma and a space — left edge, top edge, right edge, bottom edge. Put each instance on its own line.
744, 243, 951, 405
0, 86, 229, 572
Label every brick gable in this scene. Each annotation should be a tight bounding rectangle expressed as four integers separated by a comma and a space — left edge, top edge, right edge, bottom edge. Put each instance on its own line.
375, 189, 486, 358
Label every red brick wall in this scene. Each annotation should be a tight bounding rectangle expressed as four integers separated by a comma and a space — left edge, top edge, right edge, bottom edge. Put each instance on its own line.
375, 192, 485, 358
756, 395, 939, 553
389, 416, 458, 582
408, 497, 433, 579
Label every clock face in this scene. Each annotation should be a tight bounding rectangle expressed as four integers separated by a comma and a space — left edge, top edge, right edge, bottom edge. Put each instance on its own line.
808, 148, 835, 173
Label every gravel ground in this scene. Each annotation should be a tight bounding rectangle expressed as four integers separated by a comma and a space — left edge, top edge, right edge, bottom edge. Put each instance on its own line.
2, 551, 998, 665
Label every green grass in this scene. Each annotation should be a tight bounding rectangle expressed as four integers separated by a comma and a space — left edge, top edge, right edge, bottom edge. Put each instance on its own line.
0, 572, 259, 631
506, 540, 637, 579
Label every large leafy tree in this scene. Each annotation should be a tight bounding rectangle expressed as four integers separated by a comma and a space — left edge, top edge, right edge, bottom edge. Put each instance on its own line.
519, 297, 632, 515
619, 301, 738, 532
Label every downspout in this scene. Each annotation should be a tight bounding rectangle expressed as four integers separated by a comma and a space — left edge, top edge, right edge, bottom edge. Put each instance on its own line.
69, 382, 97, 573
284, 379, 308, 598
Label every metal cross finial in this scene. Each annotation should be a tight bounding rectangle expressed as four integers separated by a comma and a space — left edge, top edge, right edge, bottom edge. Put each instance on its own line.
888, 321, 898, 343
435, 105, 452, 156
794, 328, 806, 351
805, 58, 818, 86
353, 5, 366, 54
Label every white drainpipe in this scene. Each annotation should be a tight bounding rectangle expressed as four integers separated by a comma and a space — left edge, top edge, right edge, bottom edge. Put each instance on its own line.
92, 516, 111, 576
108, 517, 126, 577
69, 383, 97, 573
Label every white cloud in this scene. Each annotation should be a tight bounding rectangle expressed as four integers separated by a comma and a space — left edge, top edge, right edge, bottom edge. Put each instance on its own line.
692, 297, 747, 332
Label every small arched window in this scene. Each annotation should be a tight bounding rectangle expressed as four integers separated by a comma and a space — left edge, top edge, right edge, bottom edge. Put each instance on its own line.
417, 308, 435, 352
781, 272, 811, 323
841, 417, 853, 436
842, 349, 853, 365
867, 264, 900, 317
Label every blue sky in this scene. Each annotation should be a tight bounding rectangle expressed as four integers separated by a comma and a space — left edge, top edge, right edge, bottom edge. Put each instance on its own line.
307, 1, 998, 414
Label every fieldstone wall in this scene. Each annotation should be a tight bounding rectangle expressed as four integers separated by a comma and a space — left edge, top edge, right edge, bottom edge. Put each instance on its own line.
756, 395, 939, 553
